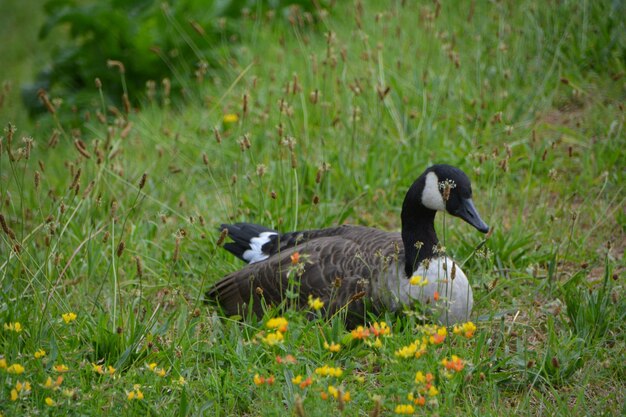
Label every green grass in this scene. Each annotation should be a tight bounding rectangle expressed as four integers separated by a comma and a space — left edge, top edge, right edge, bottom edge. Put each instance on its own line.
1, 0, 625, 415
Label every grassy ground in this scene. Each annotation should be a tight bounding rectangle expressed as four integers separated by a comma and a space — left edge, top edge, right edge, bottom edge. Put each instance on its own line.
1, 0, 625, 415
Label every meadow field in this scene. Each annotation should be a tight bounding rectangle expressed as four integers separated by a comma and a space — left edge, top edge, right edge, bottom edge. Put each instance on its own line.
0, 0, 624, 415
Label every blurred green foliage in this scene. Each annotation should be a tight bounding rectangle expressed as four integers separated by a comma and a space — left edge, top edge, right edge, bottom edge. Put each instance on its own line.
23, 0, 323, 116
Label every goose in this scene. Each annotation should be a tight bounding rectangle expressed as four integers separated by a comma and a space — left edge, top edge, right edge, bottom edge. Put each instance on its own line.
205, 164, 489, 328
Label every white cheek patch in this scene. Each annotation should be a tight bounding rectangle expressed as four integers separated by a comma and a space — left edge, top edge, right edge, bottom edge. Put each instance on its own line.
243, 231, 277, 264
421, 172, 445, 211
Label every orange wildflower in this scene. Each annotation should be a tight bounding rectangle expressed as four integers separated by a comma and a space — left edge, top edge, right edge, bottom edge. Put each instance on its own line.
290, 252, 300, 265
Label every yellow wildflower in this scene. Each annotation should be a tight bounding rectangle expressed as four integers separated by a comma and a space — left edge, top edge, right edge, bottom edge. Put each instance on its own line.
308, 294, 324, 310
34, 349, 46, 359
16, 381, 32, 393
409, 275, 429, 287
314, 365, 343, 378
156, 368, 166, 377
394, 342, 418, 359
441, 355, 465, 372
177, 376, 186, 385
7, 363, 25, 374
453, 321, 477, 338
4, 322, 23, 332
323, 341, 341, 352
395, 404, 415, 414
147, 362, 158, 371
92, 363, 104, 374
370, 321, 391, 337
327, 385, 339, 399
0, 358, 7, 368
427, 385, 439, 397
261, 331, 284, 346
415, 371, 426, 384
62, 312, 77, 324
253, 374, 264, 386
350, 325, 370, 340
291, 375, 303, 385
366, 337, 383, 348
429, 326, 447, 344
10, 389, 18, 401
107, 365, 116, 375
45, 397, 56, 406
54, 364, 69, 373
266, 317, 288, 333
128, 385, 144, 401
62, 389, 75, 398
222, 113, 239, 124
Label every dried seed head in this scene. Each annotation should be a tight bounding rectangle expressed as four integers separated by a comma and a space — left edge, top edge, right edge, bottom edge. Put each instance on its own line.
294, 394, 305, 417
551, 357, 559, 368
202, 153, 209, 165
256, 164, 267, 177
276, 123, 284, 140
69, 168, 81, 191
369, 395, 382, 417
216, 228, 228, 246
214, 127, 222, 144
243, 93, 248, 115
120, 122, 133, 139
312, 195, 319, 205
135, 255, 143, 278
34, 171, 40, 189
290, 151, 297, 168
172, 236, 180, 262
22, 136, 33, 159
82, 180, 95, 199
74, 140, 91, 159
116, 241, 125, 257
337, 387, 345, 411
451, 262, 457, 280
0, 214, 16, 240
37, 89, 55, 114
139, 173, 147, 189
270, 190, 277, 199
122, 94, 131, 114
239, 134, 251, 151
439, 179, 456, 201
107, 60, 126, 73
102, 231, 110, 243
95, 78, 102, 89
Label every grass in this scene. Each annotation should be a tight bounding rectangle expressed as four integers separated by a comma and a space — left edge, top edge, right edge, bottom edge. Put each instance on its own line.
1, 0, 625, 415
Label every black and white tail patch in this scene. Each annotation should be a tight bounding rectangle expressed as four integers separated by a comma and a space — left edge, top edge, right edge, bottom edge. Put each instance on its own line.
242, 231, 278, 263
220, 223, 279, 264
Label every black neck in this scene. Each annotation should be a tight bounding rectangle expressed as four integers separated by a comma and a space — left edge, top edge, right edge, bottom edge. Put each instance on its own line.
401, 183, 439, 277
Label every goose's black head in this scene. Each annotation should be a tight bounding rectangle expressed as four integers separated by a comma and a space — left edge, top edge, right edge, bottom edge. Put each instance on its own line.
401, 164, 489, 276
419, 164, 489, 233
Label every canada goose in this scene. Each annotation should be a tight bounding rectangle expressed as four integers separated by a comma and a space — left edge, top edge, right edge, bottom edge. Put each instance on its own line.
206, 164, 489, 327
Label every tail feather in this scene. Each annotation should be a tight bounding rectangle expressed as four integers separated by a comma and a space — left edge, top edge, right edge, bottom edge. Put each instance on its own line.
220, 223, 279, 264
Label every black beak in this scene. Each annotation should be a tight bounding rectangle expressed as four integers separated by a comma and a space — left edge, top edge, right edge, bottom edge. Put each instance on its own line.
452, 198, 489, 233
